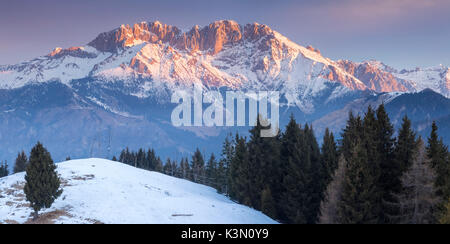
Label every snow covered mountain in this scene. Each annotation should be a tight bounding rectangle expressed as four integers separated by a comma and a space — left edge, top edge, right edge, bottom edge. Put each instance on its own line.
1, 20, 448, 100
0, 20, 448, 164
0, 20, 369, 112
0, 158, 276, 224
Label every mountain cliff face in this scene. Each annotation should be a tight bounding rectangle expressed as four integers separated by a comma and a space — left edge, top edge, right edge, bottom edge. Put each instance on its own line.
336, 60, 416, 92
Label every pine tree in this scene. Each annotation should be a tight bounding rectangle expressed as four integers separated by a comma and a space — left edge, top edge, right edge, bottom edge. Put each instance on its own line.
339, 111, 363, 162
147, 149, 158, 171
338, 142, 378, 224
261, 186, 277, 219
136, 148, 146, 169
221, 135, 234, 195
191, 148, 205, 184
179, 157, 190, 180
319, 154, 347, 224
154, 157, 163, 173
24, 142, 62, 217
0, 161, 8, 177
362, 106, 383, 222
321, 128, 338, 186
395, 138, 438, 224
304, 124, 324, 224
375, 104, 400, 223
280, 115, 310, 224
247, 116, 281, 211
13, 151, 28, 174
206, 154, 218, 187
229, 134, 250, 204
216, 158, 227, 194
164, 158, 173, 176
427, 122, 450, 202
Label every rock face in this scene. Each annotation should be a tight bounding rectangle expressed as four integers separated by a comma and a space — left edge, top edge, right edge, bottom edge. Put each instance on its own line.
336, 60, 413, 93
88, 20, 275, 55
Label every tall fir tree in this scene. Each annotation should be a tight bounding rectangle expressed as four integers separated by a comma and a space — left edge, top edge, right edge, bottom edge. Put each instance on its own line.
321, 128, 339, 186
191, 148, 205, 184
304, 124, 324, 224
220, 135, 234, 196
280, 115, 310, 224
427, 122, 450, 199
216, 158, 227, 194
13, 151, 28, 174
338, 142, 379, 224
379, 115, 417, 224
362, 106, 383, 222
261, 186, 277, 219
24, 142, 62, 217
205, 153, 218, 187
229, 134, 250, 204
339, 111, 363, 162
0, 161, 8, 177
247, 116, 281, 211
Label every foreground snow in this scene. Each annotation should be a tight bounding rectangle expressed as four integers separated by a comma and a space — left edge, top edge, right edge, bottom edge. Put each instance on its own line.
0, 158, 277, 224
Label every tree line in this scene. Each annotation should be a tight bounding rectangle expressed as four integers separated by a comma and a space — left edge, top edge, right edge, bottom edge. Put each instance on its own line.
117, 104, 450, 224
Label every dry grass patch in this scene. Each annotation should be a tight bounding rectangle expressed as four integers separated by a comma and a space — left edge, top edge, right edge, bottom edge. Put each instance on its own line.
3, 219, 20, 224
24, 210, 73, 224
72, 174, 95, 181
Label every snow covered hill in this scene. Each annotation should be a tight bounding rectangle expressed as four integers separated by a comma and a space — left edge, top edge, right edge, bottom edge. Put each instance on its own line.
0, 158, 277, 224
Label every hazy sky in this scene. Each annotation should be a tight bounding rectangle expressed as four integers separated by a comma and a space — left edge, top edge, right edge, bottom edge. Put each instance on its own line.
1, 0, 450, 69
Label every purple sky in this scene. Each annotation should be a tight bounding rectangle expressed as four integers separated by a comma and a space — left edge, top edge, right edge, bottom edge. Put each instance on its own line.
1, 0, 450, 69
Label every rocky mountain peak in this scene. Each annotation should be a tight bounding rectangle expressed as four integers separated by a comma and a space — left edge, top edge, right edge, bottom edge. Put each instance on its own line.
87, 20, 279, 55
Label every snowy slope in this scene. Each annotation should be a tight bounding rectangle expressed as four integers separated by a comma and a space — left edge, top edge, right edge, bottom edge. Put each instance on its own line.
0, 158, 276, 224
393, 66, 450, 98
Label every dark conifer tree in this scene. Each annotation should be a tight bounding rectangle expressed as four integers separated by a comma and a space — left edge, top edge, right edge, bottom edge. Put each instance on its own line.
191, 148, 205, 184
261, 186, 277, 219
247, 116, 281, 211
229, 134, 249, 204
338, 142, 378, 224
155, 157, 163, 173
426, 122, 450, 211
0, 161, 8, 177
362, 106, 383, 222
13, 151, 28, 174
375, 104, 397, 223
339, 111, 363, 161
280, 115, 309, 224
321, 128, 338, 186
164, 158, 173, 176
304, 124, 324, 224
24, 142, 62, 217
216, 158, 227, 194
221, 135, 234, 195
206, 154, 218, 187
147, 149, 158, 171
